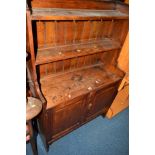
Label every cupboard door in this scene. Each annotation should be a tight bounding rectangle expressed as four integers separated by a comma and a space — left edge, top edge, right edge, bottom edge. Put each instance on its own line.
52, 96, 85, 136
87, 86, 117, 119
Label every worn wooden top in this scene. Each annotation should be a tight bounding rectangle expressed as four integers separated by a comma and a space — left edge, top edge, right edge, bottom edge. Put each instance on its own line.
36, 38, 121, 65
26, 97, 42, 121
40, 64, 121, 109
31, 8, 128, 20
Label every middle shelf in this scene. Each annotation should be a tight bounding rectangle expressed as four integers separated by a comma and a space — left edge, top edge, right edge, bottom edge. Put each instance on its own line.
35, 38, 121, 65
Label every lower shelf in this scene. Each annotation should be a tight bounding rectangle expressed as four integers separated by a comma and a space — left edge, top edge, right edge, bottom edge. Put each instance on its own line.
40, 63, 122, 109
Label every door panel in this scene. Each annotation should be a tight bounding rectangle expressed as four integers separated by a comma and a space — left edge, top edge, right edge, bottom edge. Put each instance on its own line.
87, 86, 117, 118
52, 98, 85, 136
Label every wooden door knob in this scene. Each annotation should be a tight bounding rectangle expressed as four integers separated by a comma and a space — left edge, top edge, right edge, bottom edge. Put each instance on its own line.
88, 103, 92, 109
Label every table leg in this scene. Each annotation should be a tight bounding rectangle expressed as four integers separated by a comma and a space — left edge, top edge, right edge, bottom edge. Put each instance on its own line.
27, 120, 38, 155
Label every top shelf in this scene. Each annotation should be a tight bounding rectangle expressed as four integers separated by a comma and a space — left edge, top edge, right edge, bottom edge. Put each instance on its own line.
31, 8, 128, 20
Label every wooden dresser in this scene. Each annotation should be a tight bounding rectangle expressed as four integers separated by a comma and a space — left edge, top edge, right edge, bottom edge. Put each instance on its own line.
26, 0, 129, 151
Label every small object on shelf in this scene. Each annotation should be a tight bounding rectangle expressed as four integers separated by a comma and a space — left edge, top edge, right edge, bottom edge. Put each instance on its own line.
68, 94, 71, 98
76, 49, 81, 52
88, 87, 93, 91
95, 80, 100, 84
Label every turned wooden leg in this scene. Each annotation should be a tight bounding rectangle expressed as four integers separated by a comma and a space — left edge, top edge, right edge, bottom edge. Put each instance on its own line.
27, 120, 38, 155
36, 119, 49, 152
30, 138, 38, 155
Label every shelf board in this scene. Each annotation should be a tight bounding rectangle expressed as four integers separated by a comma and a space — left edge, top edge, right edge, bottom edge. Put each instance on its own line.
40, 61, 103, 79
31, 8, 128, 20
40, 63, 121, 109
35, 38, 121, 65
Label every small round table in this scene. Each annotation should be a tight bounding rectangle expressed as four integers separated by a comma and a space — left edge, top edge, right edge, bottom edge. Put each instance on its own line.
26, 97, 42, 155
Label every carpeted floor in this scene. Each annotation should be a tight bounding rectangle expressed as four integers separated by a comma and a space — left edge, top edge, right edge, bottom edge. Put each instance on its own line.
26, 108, 129, 155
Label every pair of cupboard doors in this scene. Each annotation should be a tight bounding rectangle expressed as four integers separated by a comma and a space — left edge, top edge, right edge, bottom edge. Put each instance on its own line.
43, 81, 120, 143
